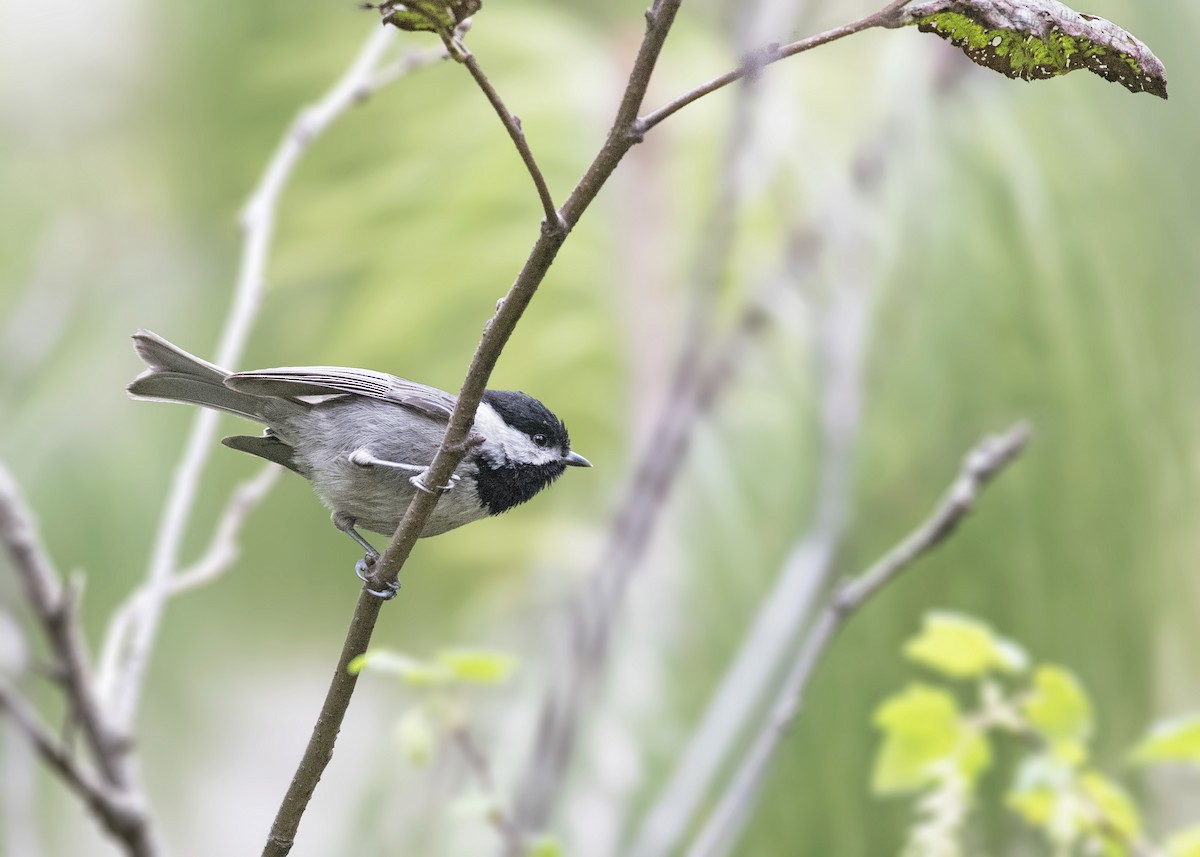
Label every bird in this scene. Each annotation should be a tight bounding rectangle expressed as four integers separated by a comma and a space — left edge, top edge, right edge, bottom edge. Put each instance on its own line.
127, 330, 590, 596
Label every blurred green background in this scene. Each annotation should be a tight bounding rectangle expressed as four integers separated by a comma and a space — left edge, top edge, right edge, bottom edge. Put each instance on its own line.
1, 0, 1196, 855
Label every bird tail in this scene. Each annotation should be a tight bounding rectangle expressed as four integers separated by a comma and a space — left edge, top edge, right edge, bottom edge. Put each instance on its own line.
127, 330, 268, 422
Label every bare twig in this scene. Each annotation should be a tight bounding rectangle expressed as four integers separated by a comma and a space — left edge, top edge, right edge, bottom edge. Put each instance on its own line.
628, 249, 868, 857
0, 680, 142, 845
449, 35, 560, 228
99, 25, 447, 733
685, 423, 1033, 857
639, 0, 911, 134
0, 464, 161, 856
265, 3, 688, 853
170, 464, 280, 595
0, 465, 125, 783
450, 726, 526, 855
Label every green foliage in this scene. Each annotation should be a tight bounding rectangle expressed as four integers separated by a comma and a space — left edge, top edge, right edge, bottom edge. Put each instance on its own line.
436, 647, 518, 685
873, 684, 991, 794
1021, 665, 1092, 760
1167, 826, 1200, 857
1130, 715, 1200, 768
349, 645, 517, 688
903, 611, 1027, 679
396, 708, 438, 766
893, 0, 1168, 98
873, 611, 1195, 856
526, 835, 567, 857
371, 0, 481, 34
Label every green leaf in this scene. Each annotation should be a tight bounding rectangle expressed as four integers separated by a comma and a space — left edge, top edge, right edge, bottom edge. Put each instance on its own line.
348, 650, 452, 688
1166, 825, 1200, 857
371, 0, 481, 34
1130, 715, 1200, 768
1008, 755, 1075, 839
1079, 771, 1141, 840
873, 684, 976, 794
526, 835, 567, 857
435, 648, 518, 685
1021, 665, 1093, 754
889, 0, 1168, 99
396, 708, 437, 766
904, 611, 1028, 679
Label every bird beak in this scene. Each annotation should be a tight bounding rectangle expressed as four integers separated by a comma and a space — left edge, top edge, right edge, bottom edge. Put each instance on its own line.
564, 451, 592, 468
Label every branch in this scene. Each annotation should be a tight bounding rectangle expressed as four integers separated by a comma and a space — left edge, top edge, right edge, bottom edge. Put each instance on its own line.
169, 464, 281, 595
0, 463, 161, 855
685, 422, 1033, 857
0, 680, 145, 847
450, 726, 526, 855
0, 464, 126, 787
99, 26, 447, 733
447, 32, 560, 228
265, 4, 688, 853
639, 0, 911, 134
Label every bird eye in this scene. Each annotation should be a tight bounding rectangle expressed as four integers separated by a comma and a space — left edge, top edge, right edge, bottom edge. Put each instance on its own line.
532, 433, 549, 447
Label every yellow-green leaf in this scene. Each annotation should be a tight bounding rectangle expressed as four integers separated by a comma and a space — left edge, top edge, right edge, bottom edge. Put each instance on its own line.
1007, 755, 1079, 842
526, 835, 567, 857
436, 648, 518, 685
904, 611, 1028, 679
349, 650, 452, 688
396, 708, 437, 766
1166, 824, 1200, 857
1080, 772, 1141, 840
872, 684, 964, 794
1021, 665, 1093, 750
1130, 715, 1200, 768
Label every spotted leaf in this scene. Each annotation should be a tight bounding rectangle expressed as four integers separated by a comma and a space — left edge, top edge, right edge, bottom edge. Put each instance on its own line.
371, 0, 481, 34
891, 0, 1167, 98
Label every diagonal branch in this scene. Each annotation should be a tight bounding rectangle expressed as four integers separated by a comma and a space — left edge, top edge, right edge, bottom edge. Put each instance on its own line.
0, 464, 124, 784
0, 464, 161, 856
0, 680, 143, 845
264, 3, 688, 854
685, 422, 1033, 857
451, 37, 560, 228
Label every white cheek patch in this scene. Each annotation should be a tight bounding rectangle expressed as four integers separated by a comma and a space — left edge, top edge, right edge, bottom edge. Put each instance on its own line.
474, 404, 562, 467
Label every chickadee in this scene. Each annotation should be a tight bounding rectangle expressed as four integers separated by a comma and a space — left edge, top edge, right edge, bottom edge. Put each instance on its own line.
127, 331, 590, 596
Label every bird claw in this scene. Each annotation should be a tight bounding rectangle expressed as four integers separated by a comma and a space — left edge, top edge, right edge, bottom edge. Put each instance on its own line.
409, 470, 460, 494
355, 554, 400, 599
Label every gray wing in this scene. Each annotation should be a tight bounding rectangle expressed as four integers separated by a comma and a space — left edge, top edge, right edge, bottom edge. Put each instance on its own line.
224, 367, 457, 421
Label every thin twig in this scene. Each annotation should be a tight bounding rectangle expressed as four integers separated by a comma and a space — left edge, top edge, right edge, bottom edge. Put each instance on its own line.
0, 466, 125, 783
685, 423, 1033, 857
264, 3, 687, 853
0, 463, 162, 856
627, 243, 868, 857
169, 464, 281, 595
450, 726, 526, 855
0, 680, 144, 844
453, 39, 560, 228
639, 0, 911, 134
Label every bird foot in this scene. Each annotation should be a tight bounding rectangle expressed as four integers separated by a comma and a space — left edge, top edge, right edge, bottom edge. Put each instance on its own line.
355, 554, 399, 600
